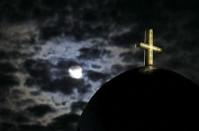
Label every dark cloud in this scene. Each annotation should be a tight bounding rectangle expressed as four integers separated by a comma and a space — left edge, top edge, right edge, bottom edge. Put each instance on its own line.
0, 50, 24, 60
109, 29, 143, 48
1, 113, 80, 131
87, 70, 110, 81
24, 59, 51, 80
119, 51, 143, 63
43, 77, 84, 94
49, 114, 80, 131
9, 114, 79, 131
111, 64, 125, 74
56, 59, 80, 69
165, 55, 186, 69
0, 62, 17, 74
26, 104, 54, 117
91, 64, 101, 69
0, 73, 19, 88
71, 101, 87, 113
30, 91, 41, 96
1, 0, 197, 42
25, 72, 84, 95
40, 21, 66, 40
19, 124, 47, 131
14, 114, 80, 131
25, 78, 38, 87
0, 123, 17, 131
10, 89, 25, 99
111, 64, 138, 75
77, 84, 91, 94
124, 65, 140, 71
24, 59, 51, 87
0, 73, 18, 102
78, 47, 111, 60
0, 0, 126, 40
0, 108, 30, 124
14, 99, 36, 108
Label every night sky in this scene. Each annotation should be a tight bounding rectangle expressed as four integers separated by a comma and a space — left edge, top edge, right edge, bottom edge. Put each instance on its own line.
0, 0, 199, 131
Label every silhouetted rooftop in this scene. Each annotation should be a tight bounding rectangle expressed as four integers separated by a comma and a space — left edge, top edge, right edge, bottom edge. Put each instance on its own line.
79, 67, 199, 130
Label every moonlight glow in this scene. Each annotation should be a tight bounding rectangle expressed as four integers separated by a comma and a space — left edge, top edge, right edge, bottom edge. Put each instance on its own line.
68, 65, 83, 79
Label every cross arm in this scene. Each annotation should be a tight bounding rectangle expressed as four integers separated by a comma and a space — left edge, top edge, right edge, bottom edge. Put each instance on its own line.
139, 43, 162, 52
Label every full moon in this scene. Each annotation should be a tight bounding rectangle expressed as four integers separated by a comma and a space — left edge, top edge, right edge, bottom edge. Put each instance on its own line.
68, 65, 83, 79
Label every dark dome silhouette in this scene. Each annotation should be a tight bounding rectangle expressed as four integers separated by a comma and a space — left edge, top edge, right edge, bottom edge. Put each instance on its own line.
78, 67, 199, 131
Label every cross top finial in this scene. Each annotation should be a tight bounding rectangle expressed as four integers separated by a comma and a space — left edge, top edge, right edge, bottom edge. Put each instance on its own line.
138, 29, 162, 67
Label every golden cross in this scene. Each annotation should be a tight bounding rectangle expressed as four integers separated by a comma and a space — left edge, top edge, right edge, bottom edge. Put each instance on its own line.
138, 29, 162, 66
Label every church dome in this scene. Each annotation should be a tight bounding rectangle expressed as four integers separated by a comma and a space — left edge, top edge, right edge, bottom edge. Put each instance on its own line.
78, 67, 199, 130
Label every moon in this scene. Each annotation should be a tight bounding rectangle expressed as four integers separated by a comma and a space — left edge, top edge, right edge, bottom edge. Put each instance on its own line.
68, 65, 83, 79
